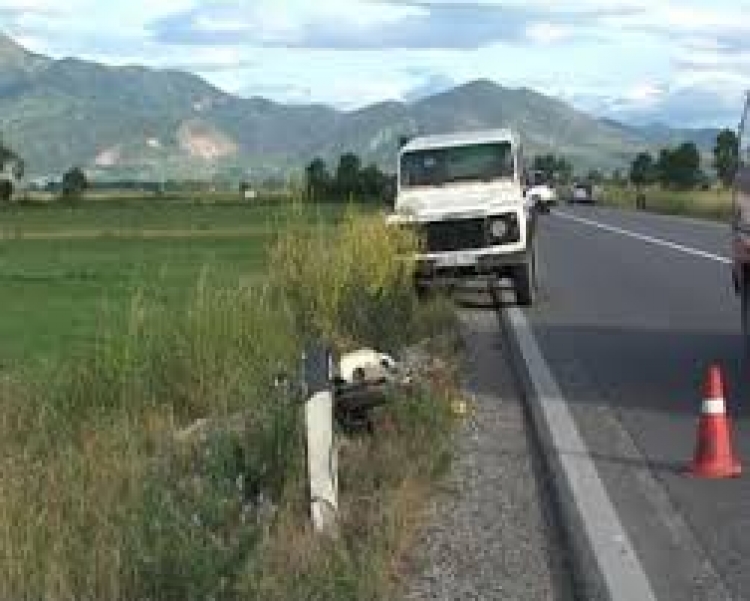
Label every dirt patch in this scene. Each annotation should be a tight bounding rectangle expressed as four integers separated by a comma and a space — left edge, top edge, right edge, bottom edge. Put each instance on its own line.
177, 119, 238, 161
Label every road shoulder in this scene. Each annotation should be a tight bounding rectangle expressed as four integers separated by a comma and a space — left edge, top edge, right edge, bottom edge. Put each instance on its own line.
403, 309, 573, 601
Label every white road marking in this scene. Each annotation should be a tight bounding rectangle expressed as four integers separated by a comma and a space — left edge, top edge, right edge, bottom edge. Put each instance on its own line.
553, 210, 732, 265
702, 398, 726, 415
503, 306, 657, 601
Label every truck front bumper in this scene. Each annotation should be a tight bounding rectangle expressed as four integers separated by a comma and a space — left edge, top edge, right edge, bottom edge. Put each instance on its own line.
414, 249, 530, 287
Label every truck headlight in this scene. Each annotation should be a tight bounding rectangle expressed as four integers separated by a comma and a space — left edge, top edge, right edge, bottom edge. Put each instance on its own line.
487, 214, 520, 244
490, 219, 508, 239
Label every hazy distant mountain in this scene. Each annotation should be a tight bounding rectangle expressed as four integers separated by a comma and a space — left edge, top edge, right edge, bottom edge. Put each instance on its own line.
0, 34, 720, 180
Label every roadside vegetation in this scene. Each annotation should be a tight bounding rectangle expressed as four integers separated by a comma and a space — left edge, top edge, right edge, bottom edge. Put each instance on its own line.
598, 185, 733, 221
538, 128, 739, 223
0, 199, 458, 600
594, 129, 738, 221
305, 152, 394, 205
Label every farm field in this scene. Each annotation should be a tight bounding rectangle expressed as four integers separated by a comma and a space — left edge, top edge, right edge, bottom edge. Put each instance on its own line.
0, 198, 342, 369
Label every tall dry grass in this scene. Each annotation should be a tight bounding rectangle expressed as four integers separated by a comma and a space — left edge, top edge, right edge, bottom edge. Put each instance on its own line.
0, 206, 457, 600
270, 206, 426, 352
1, 280, 300, 600
601, 185, 733, 221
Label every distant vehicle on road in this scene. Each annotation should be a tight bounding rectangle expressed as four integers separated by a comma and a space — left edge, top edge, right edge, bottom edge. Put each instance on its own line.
526, 170, 557, 213
569, 181, 594, 204
732, 92, 750, 344
388, 129, 538, 305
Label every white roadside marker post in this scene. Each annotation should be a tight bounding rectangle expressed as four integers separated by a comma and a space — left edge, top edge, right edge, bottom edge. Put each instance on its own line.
303, 344, 338, 535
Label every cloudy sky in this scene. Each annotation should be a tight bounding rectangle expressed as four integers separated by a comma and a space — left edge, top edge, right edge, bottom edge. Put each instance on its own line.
1, 0, 748, 127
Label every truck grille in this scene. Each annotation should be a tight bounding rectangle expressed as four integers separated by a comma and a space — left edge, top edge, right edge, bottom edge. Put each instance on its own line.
421, 218, 487, 252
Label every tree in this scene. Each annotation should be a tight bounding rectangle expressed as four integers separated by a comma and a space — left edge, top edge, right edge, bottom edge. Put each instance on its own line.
0, 137, 16, 172
359, 163, 389, 203
671, 142, 701, 189
62, 166, 88, 201
629, 152, 657, 188
532, 154, 556, 181
305, 154, 393, 204
0, 134, 22, 205
0, 180, 12, 203
656, 143, 701, 189
334, 152, 362, 200
656, 148, 673, 187
555, 157, 574, 185
532, 153, 573, 184
305, 157, 331, 201
713, 129, 739, 188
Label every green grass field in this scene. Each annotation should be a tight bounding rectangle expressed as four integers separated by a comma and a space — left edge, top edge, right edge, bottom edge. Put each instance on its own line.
0, 197, 344, 234
0, 199, 341, 369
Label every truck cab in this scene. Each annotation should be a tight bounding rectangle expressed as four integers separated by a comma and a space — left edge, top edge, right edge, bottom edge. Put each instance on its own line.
389, 129, 537, 305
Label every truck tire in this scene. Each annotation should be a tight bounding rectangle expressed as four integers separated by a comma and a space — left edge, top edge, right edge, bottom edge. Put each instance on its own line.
514, 246, 537, 307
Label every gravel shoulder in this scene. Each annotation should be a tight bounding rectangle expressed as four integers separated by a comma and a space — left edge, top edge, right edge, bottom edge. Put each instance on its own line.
404, 308, 574, 601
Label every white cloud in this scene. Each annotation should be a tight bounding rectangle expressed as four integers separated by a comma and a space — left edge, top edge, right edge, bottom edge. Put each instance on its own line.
193, 16, 252, 34
0, 0, 61, 10
660, 6, 746, 30
624, 83, 664, 106
525, 22, 573, 44
602, 3, 750, 35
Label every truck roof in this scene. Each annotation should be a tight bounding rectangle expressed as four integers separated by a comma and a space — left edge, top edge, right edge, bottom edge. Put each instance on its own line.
400, 129, 518, 154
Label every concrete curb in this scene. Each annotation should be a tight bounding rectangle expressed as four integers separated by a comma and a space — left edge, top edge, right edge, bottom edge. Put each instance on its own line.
500, 306, 657, 601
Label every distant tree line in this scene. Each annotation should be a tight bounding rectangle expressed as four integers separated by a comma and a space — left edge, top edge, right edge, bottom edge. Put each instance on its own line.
629, 129, 740, 191
305, 153, 395, 203
530, 154, 574, 184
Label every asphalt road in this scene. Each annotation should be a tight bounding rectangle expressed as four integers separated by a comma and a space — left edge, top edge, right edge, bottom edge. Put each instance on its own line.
519, 205, 749, 599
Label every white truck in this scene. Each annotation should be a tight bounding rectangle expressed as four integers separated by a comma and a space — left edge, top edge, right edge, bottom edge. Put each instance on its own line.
389, 129, 538, 305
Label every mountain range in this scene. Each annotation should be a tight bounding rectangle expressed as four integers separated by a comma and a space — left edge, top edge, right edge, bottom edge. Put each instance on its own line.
0, 33, 720, 181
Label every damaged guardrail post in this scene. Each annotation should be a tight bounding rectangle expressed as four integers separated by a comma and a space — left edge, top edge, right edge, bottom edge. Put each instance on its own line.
303, 343, 338, 535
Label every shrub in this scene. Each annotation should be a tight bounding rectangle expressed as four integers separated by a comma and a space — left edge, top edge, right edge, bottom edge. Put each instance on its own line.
270, 206, 421, 352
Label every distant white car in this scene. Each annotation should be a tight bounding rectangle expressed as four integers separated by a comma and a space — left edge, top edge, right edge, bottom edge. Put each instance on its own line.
570, 182, 594, 204
526, 183, 557, 211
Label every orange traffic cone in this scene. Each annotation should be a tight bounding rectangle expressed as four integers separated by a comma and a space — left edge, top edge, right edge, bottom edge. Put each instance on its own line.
689, 365, 741, 478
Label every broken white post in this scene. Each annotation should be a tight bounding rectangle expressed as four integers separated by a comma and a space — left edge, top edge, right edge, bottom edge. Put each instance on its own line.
304, 345, 338, 534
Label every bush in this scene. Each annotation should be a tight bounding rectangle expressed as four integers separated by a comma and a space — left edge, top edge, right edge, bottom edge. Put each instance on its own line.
270, 206, 422, 352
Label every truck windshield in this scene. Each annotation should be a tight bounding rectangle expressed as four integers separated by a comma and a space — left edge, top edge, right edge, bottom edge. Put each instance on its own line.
400, 142, 514, 188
